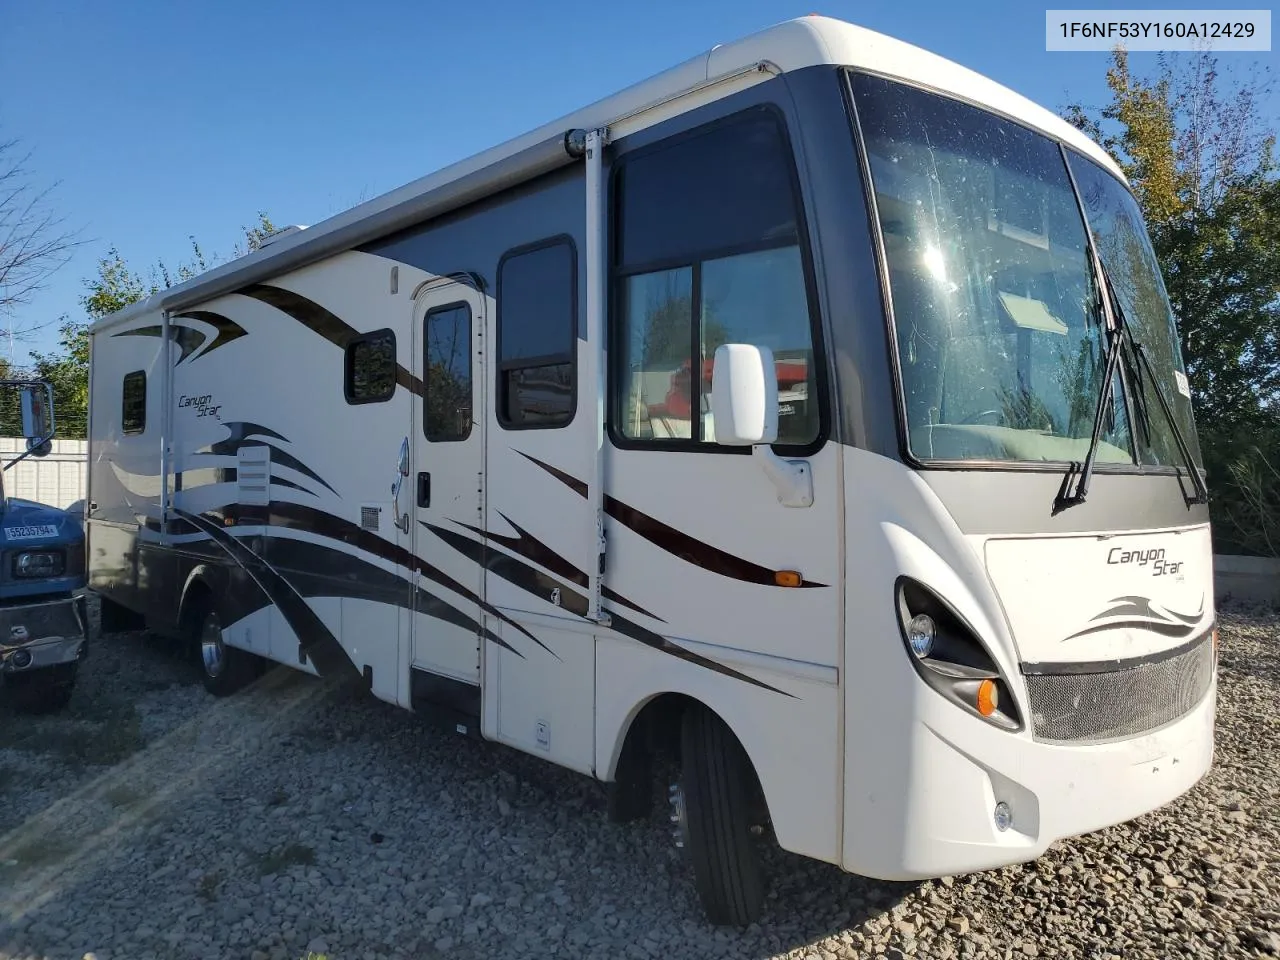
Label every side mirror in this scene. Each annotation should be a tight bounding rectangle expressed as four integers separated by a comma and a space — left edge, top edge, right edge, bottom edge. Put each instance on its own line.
20, 384, 54, 458
710, 344, 778, 446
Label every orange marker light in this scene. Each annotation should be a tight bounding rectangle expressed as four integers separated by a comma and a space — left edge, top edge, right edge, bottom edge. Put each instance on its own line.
977, 679, 999, 717
775, 570, 803, 588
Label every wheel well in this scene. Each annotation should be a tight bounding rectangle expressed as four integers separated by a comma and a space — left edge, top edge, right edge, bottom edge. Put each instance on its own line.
178, 576, 214, 635
611, 693, 769, 824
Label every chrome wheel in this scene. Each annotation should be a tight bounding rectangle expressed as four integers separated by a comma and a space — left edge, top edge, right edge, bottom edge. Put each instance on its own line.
200, 613, 225, 679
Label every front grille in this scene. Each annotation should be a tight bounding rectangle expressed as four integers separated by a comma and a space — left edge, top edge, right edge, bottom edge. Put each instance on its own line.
1024, 633, 1214, 743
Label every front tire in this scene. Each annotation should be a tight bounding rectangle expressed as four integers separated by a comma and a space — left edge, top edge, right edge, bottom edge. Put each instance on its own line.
7, 662, 77, 714
679, 703, 766, 926
196, 608, 257, 696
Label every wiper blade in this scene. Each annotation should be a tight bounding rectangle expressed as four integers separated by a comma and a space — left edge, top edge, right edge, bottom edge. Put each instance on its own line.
1053, 324, 1122, 514
1055, 256, 1209, 512
1096, 260, 1208, 506
1053, 252, 1121, 515
1127, 336, 1210, 504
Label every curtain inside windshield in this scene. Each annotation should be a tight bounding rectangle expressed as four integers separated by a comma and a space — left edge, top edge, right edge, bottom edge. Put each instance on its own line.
1066, 152, 1203, 468
852, 73, 1133, 464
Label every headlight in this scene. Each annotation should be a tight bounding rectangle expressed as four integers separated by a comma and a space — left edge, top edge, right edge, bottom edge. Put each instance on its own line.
895, 577, 1022, 731
13, 550, 65, 578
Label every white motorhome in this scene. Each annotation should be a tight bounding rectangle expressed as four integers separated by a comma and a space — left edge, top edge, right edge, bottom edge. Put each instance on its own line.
87, 16, 1218, 925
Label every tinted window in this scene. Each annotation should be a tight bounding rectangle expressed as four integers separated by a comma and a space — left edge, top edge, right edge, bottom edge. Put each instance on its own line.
345, 330, 396, 404
498, 238, 576, 428
618, 110, 799, 268
122, 370, 146, 435
613, 110, 820, 448
424, 303, 472, 442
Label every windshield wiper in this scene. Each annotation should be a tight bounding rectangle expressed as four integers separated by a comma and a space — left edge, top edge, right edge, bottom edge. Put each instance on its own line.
1053, 279, 1123, 515
1110, 302, 1209, 505
1055, 258, 1209, 513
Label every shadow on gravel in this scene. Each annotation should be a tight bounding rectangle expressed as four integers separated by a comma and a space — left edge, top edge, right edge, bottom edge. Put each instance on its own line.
1, 629, 916, 960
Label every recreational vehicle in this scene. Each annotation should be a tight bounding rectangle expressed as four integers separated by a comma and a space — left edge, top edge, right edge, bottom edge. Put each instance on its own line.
87, 16, 1217, 925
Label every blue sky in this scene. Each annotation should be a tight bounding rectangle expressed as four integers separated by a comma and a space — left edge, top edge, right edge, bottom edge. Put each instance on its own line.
1, 0, 1274, 366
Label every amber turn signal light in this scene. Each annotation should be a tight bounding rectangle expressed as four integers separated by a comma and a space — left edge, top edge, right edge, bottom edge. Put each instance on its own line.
775, 570, 803, 588
976, 679, 1000, 717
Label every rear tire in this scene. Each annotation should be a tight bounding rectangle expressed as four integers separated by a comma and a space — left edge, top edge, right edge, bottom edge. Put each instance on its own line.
195, 607, 257, 697
679, 703, 766, 926
8, 662, 77, 714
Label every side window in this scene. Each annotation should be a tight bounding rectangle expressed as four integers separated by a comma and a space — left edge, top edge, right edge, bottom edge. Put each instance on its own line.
345, 329, 396, 404
497, 238, 576, 428
122, 370, 146, 435
613, 109, 821, 448
424, 302, 473, 441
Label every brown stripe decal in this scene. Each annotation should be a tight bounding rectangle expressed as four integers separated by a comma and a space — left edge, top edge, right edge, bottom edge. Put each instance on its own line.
264, 500, 551, 658
176, 508, 361, 681
517, 452, 826, 589
454, 512, 661, 621
176, 310, 247, 360
425, 522, 790, 697
239, 284, 425, 397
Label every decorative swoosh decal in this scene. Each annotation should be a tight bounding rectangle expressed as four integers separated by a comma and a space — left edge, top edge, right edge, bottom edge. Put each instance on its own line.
175, 310, 247, 360
453, 512, 661, 620
110, 312, 246, 364
1063, 619, 1198, 641
111, 324, 205, 363
145, 510, 520, 660
516, 452, 826, 589
239, 284, 425, 397
1063, 594, 1205, 642
192, 423, 335, 496
176, 508, 361, 681
424, 521, 791, 697
263, 500, 551, 659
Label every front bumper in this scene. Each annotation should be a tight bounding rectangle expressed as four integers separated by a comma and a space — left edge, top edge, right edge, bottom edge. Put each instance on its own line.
843, 670, 1217, 880
0, 594, 88, 673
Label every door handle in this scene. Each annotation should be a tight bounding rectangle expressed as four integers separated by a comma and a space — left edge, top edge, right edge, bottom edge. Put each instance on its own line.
417, 472, 430, 508
391, 437, 410, 533
391, 475, 409, 533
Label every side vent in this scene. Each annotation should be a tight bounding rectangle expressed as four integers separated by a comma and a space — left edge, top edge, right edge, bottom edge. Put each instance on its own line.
359, 503, 382, 532
237, 446, 270, 505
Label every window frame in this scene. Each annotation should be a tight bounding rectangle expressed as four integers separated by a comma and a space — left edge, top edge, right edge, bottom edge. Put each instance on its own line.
122, 369, 147, 436
606, 103, 830, 457
495, 234, 579, 431
422, 299, 474, 443
344, 328, 398, 405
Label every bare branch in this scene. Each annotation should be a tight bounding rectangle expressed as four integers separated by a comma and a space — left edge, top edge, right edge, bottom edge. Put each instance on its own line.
0, 137, 84, 322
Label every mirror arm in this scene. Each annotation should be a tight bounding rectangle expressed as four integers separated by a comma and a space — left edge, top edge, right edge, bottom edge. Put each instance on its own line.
752, 445, 813, 508
3, 430, 56, 472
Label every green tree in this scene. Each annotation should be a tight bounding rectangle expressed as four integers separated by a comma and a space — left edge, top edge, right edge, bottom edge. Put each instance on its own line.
1065, 50, 1280, 555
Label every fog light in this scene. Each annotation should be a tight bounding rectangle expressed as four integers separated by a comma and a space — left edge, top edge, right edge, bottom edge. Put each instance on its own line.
994, 801, 1013, 832
906, 614, 935, 658
11, 649, 32, 669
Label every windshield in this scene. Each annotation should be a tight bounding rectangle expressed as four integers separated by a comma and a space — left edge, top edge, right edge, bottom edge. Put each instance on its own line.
852, 73, 1143, 465
1066, 152, 1203, 468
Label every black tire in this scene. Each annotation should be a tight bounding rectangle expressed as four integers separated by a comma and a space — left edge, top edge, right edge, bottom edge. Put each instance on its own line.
194, 606, 257, 697
8, 662, 77, 714
680, 703, 766, 926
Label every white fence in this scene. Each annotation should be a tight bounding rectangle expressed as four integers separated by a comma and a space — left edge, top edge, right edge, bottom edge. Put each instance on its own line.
0, 438, 88, 510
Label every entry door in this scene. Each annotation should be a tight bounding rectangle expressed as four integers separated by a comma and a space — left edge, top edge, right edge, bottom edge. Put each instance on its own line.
407, 278, 486, 682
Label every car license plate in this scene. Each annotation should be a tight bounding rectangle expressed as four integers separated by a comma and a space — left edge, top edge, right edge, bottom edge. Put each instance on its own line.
5, 524, 58, 540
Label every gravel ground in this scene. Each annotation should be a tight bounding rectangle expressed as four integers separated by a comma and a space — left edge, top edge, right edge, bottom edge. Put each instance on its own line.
0, 599, 1276, 960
